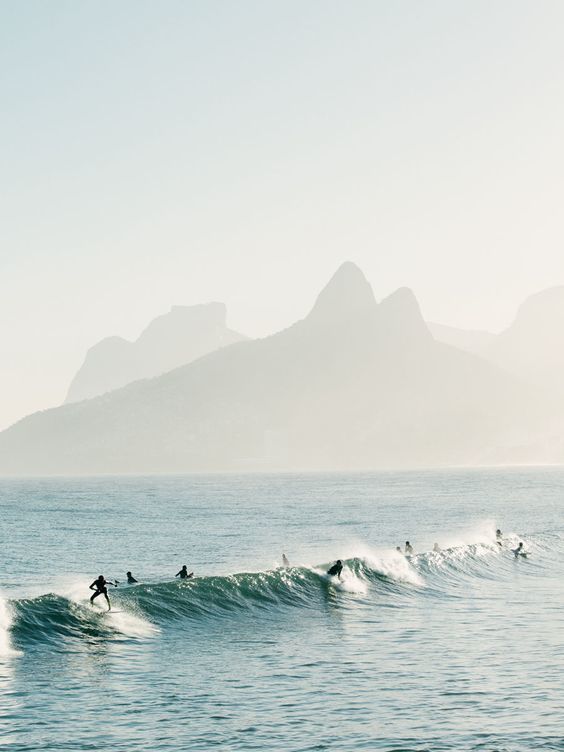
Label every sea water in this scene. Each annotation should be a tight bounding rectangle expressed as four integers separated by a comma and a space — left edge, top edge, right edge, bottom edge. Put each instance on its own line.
0, 468, 563, 751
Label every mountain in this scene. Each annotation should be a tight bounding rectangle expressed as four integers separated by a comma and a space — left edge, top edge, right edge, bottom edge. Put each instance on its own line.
0, 263, 552, 475
65, 303, 247, 403
428, 322, 495, 356
485, 287, 564, 389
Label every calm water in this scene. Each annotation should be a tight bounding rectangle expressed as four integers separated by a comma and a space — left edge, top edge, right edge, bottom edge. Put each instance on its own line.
0, 469, 563, 751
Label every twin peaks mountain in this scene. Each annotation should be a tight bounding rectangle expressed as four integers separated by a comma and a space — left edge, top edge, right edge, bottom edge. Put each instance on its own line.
0, 263, 559, 475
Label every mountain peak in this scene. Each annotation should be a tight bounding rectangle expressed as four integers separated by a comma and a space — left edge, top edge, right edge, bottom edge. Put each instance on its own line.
307, 262, 377, 325
379, 287, 431, 341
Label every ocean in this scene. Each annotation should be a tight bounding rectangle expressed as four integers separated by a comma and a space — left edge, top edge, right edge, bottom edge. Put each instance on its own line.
0, 468, 562, 751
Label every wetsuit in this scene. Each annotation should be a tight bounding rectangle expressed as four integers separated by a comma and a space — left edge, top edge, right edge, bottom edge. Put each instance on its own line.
89, 577, 115, 607
176, 568, 193, 579
327, 562, 343, 578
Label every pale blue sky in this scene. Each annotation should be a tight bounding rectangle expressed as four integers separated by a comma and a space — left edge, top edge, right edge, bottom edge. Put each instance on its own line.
2, 0, 564, 429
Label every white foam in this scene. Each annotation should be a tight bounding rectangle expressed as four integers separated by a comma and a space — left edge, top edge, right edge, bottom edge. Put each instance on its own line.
53, 578, 158, 639
0, 594, 21, 657
364, 550, 425, 586
314, 567, 368, 594
99, 608, 159, 639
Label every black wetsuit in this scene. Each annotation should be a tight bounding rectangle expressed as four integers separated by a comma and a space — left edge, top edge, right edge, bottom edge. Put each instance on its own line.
89, 577, 114, 606
327, 562, 343, 578
176, 568, 193, 579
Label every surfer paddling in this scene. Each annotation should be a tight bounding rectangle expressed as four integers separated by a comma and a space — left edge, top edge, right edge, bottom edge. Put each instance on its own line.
89, 575, 117, 611
126, 571, 138, 584
175, 565, 194, 580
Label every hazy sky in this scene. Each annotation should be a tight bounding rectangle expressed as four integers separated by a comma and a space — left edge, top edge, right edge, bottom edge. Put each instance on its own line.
2, 0, 564, 430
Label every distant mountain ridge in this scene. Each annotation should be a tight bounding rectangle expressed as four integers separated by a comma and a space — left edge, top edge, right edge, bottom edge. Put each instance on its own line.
0, 262, 554, 476
430, 287, 564, 390
65, 302, 247, 403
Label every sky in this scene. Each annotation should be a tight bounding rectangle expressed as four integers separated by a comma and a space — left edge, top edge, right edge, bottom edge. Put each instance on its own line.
2, 0, 564, 431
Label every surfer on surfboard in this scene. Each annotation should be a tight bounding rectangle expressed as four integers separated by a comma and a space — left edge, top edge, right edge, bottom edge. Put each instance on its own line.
126, 571, 138, 584
89, 575, 117, 610
175, 565, 194, 579
327, 560, 343, 580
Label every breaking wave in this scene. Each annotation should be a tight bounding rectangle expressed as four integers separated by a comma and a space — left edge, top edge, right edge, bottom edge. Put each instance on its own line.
6, 526, 548, 651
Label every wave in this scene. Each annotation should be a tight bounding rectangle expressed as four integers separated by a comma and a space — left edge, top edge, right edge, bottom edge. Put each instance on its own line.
6, 528, 547, 649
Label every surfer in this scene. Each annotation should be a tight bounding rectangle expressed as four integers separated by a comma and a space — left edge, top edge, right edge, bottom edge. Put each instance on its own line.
327, 560, 343, 580
396, 546, 402, 554
89, 575, 117, 611
175, 565, 194, 579
433, 543, 441, 552
126, 571, 138, 584
405, 541, 414, 555
513, 542, 526, 558
282, 553, 290, 567
496, 529, 503, 546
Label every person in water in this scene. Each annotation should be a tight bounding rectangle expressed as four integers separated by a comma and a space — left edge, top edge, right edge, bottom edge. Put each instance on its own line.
89, 575, 117, 610
396, 546, 402, 554
175, 565, 193, 579
126, 571, 138, 584
405, 541, 414, 555
496, 529, 503, 546
433, 543, 441, 553
282, 553, 290, 567
327, 560, 343, 580
513, 542, 526, 558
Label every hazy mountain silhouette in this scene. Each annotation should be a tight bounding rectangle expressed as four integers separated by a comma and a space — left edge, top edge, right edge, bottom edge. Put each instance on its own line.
428, 322, 495, 356
485, 287, 564, 389
0, 263, 552, 475
65, 303, 247, 403
430, 287, 564, 391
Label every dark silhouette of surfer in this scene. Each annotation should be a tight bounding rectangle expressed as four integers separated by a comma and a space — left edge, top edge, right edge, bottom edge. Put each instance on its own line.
89, 575, 117, 610
126, 571, 138, 584
282, 553, 290, 567
405, 541, 414, 555
327, 560, 343, 580
175, 565, 193, 579
496, 529, 503, 546
513, 542, 526, 558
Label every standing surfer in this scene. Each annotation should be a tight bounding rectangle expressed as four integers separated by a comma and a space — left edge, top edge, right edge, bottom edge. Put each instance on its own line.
89, 575, 117, 611
405, 541, 414, 555
282, 553, 290, 567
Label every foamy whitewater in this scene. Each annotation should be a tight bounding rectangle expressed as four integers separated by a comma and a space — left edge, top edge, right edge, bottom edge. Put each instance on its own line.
1, 469, 563, 751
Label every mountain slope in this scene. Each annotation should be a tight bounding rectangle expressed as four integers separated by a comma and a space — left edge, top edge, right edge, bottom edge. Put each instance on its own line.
428, 322, 495, 356
486, 287, 564, 388
0, 263, 550, 475
65, 302, 247, 403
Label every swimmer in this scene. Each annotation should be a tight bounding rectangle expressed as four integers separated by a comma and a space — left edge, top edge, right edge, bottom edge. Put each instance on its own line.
89, 575, 117, 611
327, 560, 343, 580
126, 571, 138, 584
175, 565, 194, 579
396, 546, 402, 554
405, 541, 414, 555
282, 553, 290, 567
